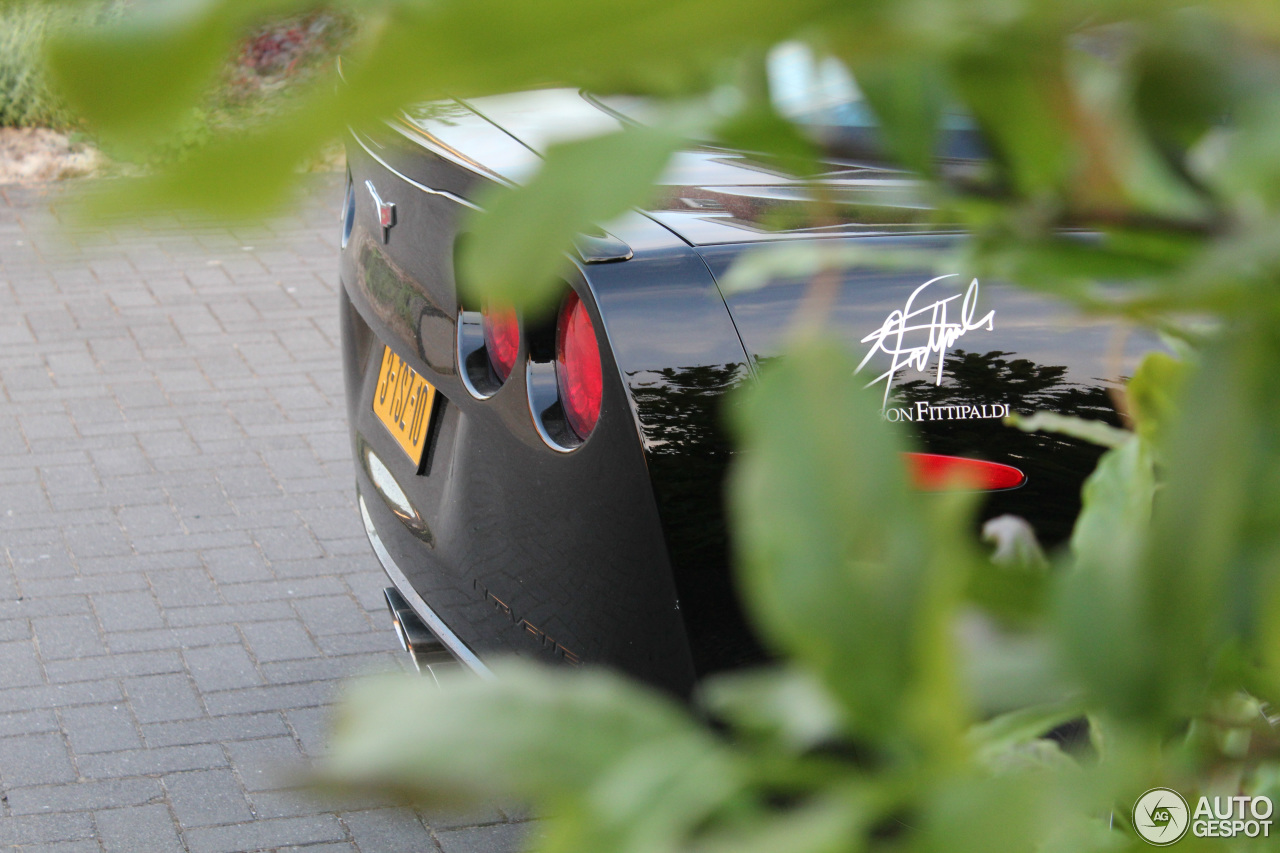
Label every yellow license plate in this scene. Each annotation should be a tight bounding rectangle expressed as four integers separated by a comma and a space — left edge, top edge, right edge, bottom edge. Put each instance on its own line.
373, 346, 437, 466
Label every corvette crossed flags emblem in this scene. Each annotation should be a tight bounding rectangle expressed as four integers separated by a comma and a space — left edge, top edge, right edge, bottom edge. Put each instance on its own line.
365, 180, 396, 243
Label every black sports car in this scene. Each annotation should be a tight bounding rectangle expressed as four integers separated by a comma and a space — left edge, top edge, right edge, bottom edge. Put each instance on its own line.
340, 85, 1151, 695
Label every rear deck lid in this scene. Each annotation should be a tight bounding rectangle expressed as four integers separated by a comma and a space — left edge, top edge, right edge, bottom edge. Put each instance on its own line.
697, 240, 1158, 544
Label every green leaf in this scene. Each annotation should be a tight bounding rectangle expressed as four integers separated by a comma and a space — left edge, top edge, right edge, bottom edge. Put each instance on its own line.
968, 699, 1086, 768
726, 335, 971, 747
1260, 553, 1280, 704
350, 0, 840, 101
1056, 437, 1157, 721
1068, 46, 1209, 222
70, 106, 335, 219
718, 242, 941, 295
1008, 411, 1131, 449
714, 99, 823, 179
697, 667, 845, 751
321, 663, 744, 851
1132, 13, 1232, 155
966, 538, 1050, 627
44, 0, 844, 214
853, 56, 945, 176
458, 126, 683, 312
1125, 350, 1188, 448
920, 772, 1062, 853
1035, 814, 1127, 853
1138, 328, 1280, 721
959, 615, 1071, 716
950, 36, 1074, 198
955, 230, 1199, 310
44, 0, 302, 157
1053, 325, 1280, 722
684, 788, 869, 853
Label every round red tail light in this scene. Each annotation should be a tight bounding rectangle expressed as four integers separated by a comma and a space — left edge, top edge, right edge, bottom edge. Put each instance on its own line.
482, 301, 519, 382
556, 291, 602, 440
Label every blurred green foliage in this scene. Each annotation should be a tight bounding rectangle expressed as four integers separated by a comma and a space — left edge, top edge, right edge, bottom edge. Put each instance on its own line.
132, 9, 355, 169
32, 0, 1280, 850
0, 1, 350, 169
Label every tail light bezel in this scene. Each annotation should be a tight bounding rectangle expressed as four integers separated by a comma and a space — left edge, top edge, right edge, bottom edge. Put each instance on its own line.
527, 286, 606, 452
456, 299, 521, 400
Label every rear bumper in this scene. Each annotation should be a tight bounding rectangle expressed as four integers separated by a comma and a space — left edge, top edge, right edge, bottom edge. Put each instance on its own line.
341, 262, 701, 694
358, 490, 492, 677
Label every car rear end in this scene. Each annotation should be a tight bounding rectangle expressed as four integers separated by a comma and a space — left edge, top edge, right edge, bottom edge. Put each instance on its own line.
341, 122, 702, 694
340, 90, 1156, 692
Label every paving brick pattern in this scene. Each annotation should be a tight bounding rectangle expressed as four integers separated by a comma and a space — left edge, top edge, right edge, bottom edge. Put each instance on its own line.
0, 177, 528, 852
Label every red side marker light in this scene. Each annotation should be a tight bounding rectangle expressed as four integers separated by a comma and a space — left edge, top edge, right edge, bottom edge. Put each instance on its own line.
906, 453, 1026, 491
482, 300, 519, 382
556, 291, 603, 440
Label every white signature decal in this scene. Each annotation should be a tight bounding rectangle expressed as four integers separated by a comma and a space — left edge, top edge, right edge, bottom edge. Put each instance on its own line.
857, 274, 996, 406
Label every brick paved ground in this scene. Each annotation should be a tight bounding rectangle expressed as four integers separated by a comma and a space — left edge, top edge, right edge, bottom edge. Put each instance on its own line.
0, 175, 529, 852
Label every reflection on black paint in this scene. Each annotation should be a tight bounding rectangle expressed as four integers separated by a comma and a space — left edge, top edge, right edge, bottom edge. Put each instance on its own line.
894, 349, 1116, 417
894, 349, 1122, 546
401, 101, 475, 125
360, 241, 420, 334
359, 241, 456, 374
628, 363, 766, 674
631, 350, 1122, 678
650, 182, 942, 236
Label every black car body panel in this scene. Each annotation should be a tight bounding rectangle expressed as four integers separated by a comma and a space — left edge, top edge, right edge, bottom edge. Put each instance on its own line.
341, 89, 1152, 693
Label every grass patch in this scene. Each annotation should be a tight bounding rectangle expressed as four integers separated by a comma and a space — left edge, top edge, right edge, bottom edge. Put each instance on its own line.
0, 3, 126, 129
0, 5, 75, 129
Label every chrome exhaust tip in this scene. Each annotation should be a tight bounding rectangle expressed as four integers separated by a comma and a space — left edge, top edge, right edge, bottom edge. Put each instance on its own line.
383, 587, 455, 674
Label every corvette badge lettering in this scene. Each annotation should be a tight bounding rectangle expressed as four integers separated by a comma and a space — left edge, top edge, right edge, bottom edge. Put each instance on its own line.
857, 274, 996, 406
472, 579, 582, 665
